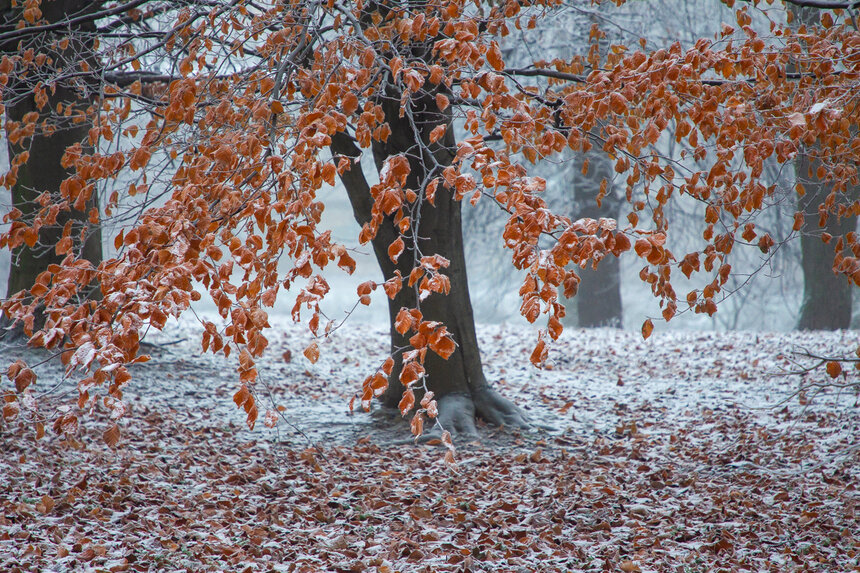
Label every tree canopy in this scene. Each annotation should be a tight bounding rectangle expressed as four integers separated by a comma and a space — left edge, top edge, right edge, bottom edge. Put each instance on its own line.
1, 0, 858, 443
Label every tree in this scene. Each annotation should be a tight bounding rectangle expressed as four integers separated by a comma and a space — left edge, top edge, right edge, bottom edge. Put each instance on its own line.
790, 4, 858, 330
1, 0, 104, 335
1, 0, 858, 443
795, 149, 858, 330
565, 130, 625, 328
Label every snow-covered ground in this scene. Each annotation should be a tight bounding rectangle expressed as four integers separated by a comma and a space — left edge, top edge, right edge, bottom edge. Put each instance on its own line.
121, 314, 859, 446
1, 316, 858, 572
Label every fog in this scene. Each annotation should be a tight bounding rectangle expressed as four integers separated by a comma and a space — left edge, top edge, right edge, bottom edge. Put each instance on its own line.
1, 0, 857, 335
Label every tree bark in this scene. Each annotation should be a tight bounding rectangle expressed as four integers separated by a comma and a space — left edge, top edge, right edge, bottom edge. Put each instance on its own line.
788, 5, 857, 330
795, 151, 857, 330
1, 0, 104, 335
563, 141, 623, 328
331, 86, 527, 437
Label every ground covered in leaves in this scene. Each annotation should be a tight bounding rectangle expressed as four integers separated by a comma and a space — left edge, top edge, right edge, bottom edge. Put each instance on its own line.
1, 318, 858, 572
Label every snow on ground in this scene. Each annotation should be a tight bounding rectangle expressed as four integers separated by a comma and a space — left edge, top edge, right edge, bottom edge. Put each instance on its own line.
1, 316, 858, 572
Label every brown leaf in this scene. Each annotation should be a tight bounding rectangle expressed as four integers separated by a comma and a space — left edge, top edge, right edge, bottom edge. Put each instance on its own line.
36, 495, 54, 514
102, 423, 120, 448
14, 367, 35, 392
641, 319, 654, 340
303, 342, 320, 364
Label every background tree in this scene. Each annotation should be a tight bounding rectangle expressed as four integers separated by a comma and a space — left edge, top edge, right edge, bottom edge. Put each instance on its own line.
0, 0, 858, 443
567, 137, 624, 327
790, 4, 858, 330
1, 0, 104, 334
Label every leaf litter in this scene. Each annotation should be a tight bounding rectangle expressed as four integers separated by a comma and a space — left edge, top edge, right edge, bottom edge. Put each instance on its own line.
1, 315, 858, 572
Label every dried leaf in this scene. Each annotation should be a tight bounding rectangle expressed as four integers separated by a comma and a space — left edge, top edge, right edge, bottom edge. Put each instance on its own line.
102, 423, 120, 448
642, 319, 654, 340
303, 342, 320, 364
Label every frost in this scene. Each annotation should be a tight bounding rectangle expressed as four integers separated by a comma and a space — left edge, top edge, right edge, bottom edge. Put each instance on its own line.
2, 314, 857, 572
69, 341, 97, 372
809, 100, 829, 114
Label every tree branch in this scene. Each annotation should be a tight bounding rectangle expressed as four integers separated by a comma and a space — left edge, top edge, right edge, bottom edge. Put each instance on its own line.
0, 0, 151, 43
780, 0, 860, 8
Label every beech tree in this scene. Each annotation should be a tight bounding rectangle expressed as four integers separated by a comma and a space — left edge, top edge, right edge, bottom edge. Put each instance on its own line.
790, 4, 858, 330
0, 0, 104, 333
1, 0, 858, 444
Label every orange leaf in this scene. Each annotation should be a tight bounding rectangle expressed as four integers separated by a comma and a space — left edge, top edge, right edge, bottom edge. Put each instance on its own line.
425, 178, 439, 205
399, 388, 415, 416
303, 342, 320, 364
7, 359, 25, 381
400, 361, 424, 386
410, 412, 424, 435
36, 495, 55, 514
342, 92, 359, 115
233, 384, 250, 407
14, 368, 35, 392
758, 234, 775, 253
486, 41, 504, 71
613, 232, 631, 254
529, 338, 547, 365
634, 238, 651, 258
103, 424, 120, 448
792, 212, 804, 231
394, 308, 412, 335
338, 253, 356, 274
826, 361, 842, 378
321, 163, 336, 185
787, 112, 805, 127
383, 272, 402, 299
662, 301, 676, 322
420, 390, 435, 408
369, 373, 388, 396
357, 280, 376, 296
429, 124, 446, 143
408, 266, 424, 287
641, 319, 654, 340
388, 237, 405, 262
548, 315, 563, 341
382, 357, 395, 376
389, 56, 402, 79
430, 334, 456, 360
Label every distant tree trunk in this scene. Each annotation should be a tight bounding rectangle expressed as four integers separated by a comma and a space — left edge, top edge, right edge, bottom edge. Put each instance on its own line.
1, 1, 104, 335
563, 144, 623, 328
331, 84, 528, 437
788, 5, 857, 330
795, 151, 857, 330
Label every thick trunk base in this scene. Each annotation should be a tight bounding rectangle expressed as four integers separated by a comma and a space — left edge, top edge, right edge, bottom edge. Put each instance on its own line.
331, 92, 528, 438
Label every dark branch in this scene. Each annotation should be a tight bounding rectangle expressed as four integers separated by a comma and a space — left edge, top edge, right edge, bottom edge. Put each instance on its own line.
505, 67, 587, 84
504, 67, 833, 88
0, 0, 151, 43
781, 0, 860, 8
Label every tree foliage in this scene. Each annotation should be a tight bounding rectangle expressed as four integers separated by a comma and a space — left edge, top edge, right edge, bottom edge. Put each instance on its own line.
1, 0, 858, 442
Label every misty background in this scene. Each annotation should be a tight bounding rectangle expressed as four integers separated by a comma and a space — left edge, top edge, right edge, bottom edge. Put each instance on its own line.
1, 0, 857, 334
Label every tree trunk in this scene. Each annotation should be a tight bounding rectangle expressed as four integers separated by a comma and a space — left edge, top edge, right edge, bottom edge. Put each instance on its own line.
331, 86, 528, 437
576, 256, 622, 328
563, 139, 623, 328
788, 4, 857, 330
795, 151, 857, 330
1, 1, 103, 335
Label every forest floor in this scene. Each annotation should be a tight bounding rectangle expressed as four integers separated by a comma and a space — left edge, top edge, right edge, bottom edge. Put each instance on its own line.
0, 316, 858, 572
